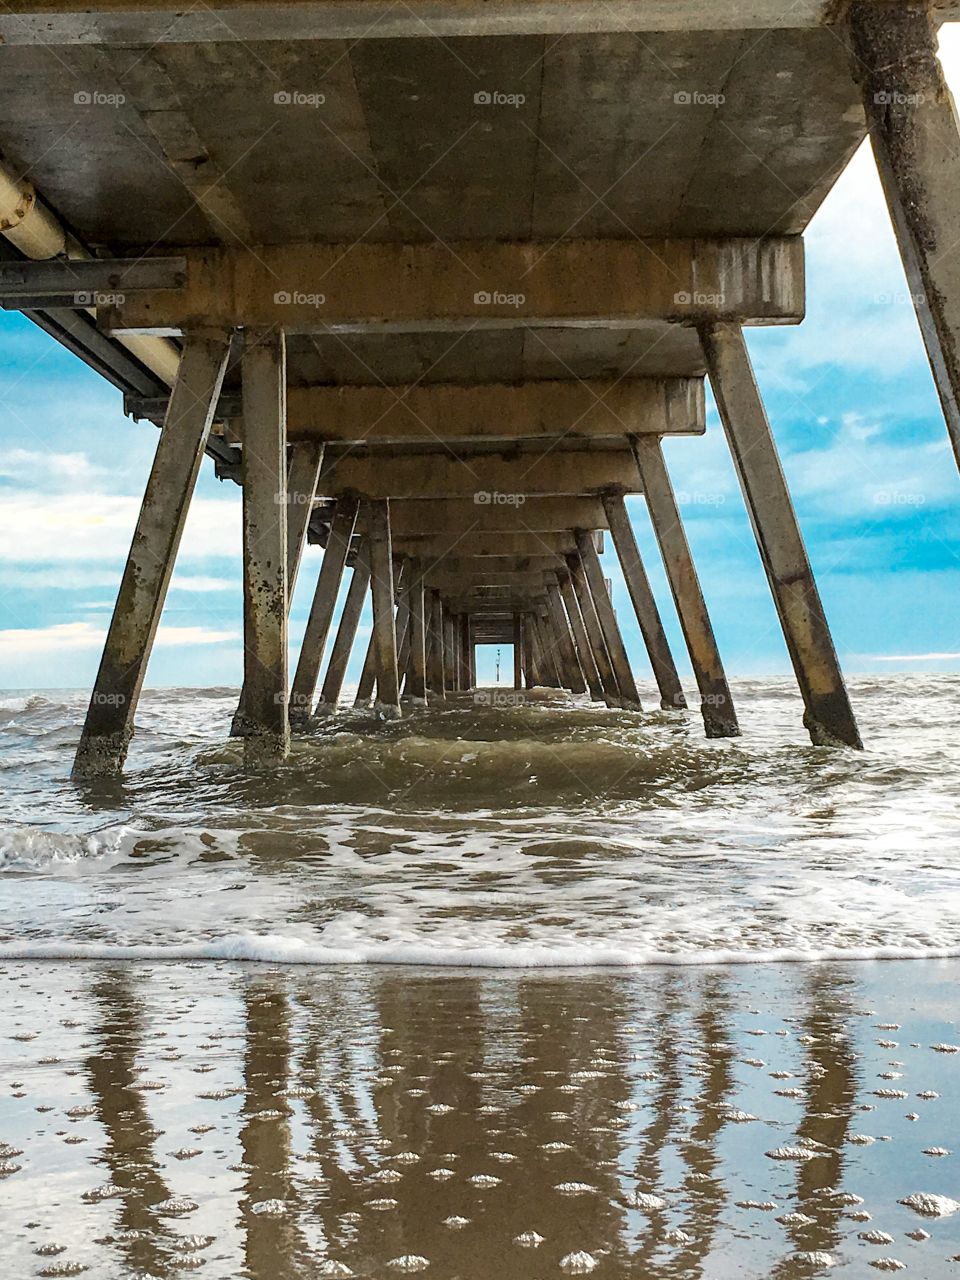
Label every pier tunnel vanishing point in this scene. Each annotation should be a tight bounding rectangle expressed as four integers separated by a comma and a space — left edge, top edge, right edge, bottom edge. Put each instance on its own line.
1, 0, 958, 771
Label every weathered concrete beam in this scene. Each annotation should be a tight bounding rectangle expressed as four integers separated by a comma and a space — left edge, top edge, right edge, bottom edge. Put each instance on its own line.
601, 492, 686, 711
317, 451, 642, 500
4, 0, 943, 45
287, 378, 704, 443
427, 571, 554, 589
387, 499, 607, 535
702, 322, 862, 748
630, 436, 739, 738
393, 532, 579, 558
72, 331, 231, 777
419, 555, 564, 574
237, 330, 289, 761
849, 2, 960, 469
103, 238, 804, 334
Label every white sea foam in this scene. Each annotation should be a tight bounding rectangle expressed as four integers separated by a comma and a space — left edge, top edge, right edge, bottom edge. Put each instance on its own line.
3, 932, 960, 968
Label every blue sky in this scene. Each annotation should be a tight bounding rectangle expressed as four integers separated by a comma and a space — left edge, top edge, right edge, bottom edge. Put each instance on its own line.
2, 33, 960, 689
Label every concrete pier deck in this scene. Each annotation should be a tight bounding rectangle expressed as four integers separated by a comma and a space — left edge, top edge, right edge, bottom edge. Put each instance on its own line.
1, 0, 957, 767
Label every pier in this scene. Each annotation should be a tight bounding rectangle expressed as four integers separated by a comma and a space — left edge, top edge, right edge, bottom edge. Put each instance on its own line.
1, 0, 958, 771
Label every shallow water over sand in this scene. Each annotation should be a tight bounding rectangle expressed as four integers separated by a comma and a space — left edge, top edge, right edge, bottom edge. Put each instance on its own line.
3, 959, 960, 1278
1, 677, 960, 965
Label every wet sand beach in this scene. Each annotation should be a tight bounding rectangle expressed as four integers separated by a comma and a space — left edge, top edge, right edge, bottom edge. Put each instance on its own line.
3, 959, 960, 1278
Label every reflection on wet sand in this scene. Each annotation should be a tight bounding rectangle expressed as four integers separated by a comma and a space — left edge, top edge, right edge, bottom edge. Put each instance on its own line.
3, 961, 960, 1278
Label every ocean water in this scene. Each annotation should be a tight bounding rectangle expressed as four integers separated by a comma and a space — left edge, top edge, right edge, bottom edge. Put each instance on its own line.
4, 677, 960, 1278
1, 675, 960, 968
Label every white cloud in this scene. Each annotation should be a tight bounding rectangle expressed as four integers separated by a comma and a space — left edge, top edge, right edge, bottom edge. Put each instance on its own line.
0, 491, 240, 562
0, 448, 105, 490
0, 566, 234, 591
0, 621, 238, 657
867, 652, 960, 662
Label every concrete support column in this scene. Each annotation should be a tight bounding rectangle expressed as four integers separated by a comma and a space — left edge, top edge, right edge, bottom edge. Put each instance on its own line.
513, 616, 523, 689
577, 530, 642, 710
315, 540, 371, 716
849, 2, 960, 469
522, 614, 537, 686
526, 612, 544, 686
546, 580, 587, 694
559, 571, 604, 702
406, 558, 428, 704
460, 615, 472, 691
427, 591, 446, 697
73, 331, 231, 777
702, 323, 862, 748
354, 557, 406, 707
239, 329, 289, 762
367, 498, 401, 719
445, 613, 458, 691
289, 495, 359, 727
568, 552, 620, 707
601, 492, 686, 711
535, 609, 562, 687
394, 558, 412, 689
232, 438, 324, 735
630, 436, 739, 738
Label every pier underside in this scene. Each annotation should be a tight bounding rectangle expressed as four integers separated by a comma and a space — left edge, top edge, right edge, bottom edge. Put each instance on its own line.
1, 0, 958, 768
